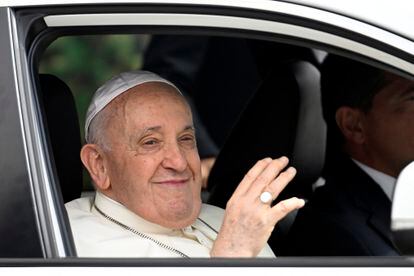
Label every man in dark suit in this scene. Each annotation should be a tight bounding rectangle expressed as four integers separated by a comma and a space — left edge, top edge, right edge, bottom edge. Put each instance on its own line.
283, 55, 414, 256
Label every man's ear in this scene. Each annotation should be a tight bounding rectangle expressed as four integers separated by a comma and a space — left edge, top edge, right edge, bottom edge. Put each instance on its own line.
335, 106, 365, 144
80, 144, 111, 190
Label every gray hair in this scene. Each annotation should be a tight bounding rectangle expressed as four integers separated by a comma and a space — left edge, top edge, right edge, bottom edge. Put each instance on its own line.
87, 104, 113, 151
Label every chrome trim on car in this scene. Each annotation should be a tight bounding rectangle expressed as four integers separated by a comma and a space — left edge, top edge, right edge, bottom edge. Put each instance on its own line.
2, 0, 413, 50
44, 13, 414, 75
8, 8, 67, 258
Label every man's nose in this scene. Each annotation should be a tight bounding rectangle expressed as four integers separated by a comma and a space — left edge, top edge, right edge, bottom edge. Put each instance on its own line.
161, 142, 188, 172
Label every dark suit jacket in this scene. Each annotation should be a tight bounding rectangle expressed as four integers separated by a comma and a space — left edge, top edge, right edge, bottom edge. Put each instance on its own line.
282, 156, 400, 256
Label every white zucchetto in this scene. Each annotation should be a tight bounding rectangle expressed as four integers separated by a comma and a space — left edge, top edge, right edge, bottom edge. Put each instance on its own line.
84, 70, 181, 142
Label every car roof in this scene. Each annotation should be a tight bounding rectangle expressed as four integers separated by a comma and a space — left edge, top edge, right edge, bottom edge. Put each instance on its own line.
286, 0, 413, 42
2, 0, 413, 41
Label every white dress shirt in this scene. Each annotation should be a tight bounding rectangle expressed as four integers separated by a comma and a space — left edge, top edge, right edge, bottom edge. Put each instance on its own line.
66, 192, 275, 258
352, 159, 396, 201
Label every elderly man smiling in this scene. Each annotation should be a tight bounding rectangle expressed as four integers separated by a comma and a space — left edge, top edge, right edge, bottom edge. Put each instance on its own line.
66, 70, 304, 258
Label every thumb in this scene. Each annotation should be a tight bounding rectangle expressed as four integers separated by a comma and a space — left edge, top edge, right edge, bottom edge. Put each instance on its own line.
270, 197, 305, 222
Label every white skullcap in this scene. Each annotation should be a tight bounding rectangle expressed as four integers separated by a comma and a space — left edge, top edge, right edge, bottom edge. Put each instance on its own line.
85, 70, 181, 143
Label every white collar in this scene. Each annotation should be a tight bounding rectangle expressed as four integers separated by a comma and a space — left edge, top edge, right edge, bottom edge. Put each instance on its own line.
92, 192, 217, 240
93, 191, 181, 235
352, 159, 396, 201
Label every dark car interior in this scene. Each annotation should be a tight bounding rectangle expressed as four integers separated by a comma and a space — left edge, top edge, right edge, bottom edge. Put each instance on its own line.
207, 59, 326, 250
39, 74, 83, 203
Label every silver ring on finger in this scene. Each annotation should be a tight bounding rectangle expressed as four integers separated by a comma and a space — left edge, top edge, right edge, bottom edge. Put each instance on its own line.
260, 191, 273, 204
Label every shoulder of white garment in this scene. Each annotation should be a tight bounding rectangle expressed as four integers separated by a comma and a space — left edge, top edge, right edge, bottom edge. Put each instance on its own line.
65, 197, 275, 258
65, 195, 94, 216
65, 197, 224, 230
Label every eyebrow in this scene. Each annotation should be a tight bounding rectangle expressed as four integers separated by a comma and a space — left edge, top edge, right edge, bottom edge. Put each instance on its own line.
140, 125, 195, 136
183, 125, 195, 132
142, 126, 162, 134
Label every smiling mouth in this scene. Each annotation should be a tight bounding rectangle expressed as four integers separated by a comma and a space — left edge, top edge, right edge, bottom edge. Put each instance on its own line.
153, 178, 189, 186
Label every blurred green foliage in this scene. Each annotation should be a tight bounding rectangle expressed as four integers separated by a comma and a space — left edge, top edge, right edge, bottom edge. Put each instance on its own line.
39, 34, 150, 190
39, 34, 150, 141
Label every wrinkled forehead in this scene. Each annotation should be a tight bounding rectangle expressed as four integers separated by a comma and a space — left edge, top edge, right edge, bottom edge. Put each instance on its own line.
103, 83, 193, 146
107, 82, 192, 128
113, 82, 189, 111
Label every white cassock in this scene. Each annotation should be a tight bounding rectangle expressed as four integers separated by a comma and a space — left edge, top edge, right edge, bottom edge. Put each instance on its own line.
66, 192, 276, 258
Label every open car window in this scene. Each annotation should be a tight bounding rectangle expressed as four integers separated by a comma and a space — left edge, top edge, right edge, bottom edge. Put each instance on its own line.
38, 32, 414, 258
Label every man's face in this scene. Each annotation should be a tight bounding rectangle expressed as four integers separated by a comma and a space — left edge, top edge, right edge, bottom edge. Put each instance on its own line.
102, 82, 202, 228
361, 74, 414, 177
